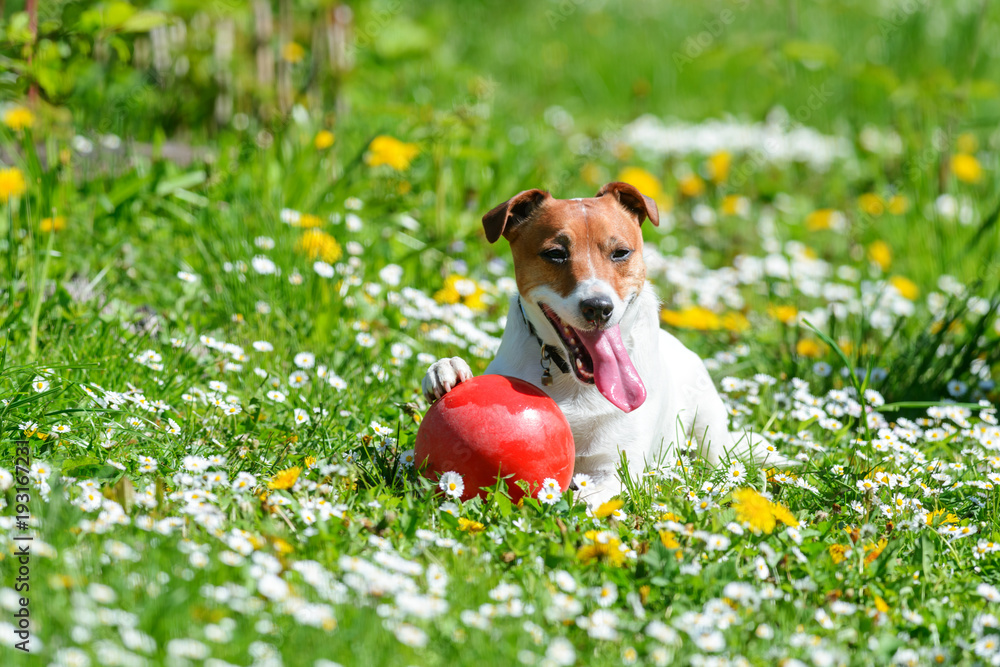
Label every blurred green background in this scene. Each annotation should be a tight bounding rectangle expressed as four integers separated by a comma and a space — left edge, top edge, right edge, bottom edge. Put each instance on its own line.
6, 0, 999, 139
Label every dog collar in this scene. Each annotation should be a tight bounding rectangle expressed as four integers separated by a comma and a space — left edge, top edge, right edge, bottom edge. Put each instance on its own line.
517, 297, 569, 385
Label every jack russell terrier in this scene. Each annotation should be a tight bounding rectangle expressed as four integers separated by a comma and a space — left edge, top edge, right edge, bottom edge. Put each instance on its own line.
422, 182, 785, 506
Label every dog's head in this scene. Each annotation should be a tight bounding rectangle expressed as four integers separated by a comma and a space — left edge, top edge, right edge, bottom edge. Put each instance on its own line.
483, 182, 658, 412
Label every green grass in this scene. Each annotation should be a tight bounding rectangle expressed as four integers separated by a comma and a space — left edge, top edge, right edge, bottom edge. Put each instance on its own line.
2, 1, 1000, 665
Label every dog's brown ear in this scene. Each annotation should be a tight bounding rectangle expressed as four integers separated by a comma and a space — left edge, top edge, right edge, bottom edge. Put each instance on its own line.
595, 181, 659, 227
482, 189, 550, 243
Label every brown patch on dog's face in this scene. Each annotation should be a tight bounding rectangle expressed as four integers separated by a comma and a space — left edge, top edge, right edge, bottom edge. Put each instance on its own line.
506, 196, 647, 302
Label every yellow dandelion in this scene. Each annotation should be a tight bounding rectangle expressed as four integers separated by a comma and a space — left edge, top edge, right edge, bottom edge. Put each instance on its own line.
40, 216, 66, 233
771, 502, 799, 528
296, 230, 342, 263
829, 544, 849, 564
873, 595, 889, 613
3, 106, 34, 131
889, 276, 919, 300
577, 538, 626, 566
433, 274, 486, 312
721, 194, 749, 217
705, 151, 731, 183
732, 488, 776, 534
925, 510, 960, 526
365, 135, 419, 171
857, 193, 884, 217
796, 338, 825, 359
887, 194, 910, 215
805, 208, 839, 231
272, 537, 294, 554
951, 153, 982, 184
594, 499, 624, 519
267, 466, 301, 490
298, 213, 323, 228
0, 167, 27, 203
616, 166, 666, 206
314, 130, 335, 150
731, 488, 798, 535
282, 41, 306, 63
660, 306, 721, 331
768, 304, 798, 325
720, 312, 750, 332
867, 240, 892, 270
678, 173, 705, 198
659, 531, 680, 549
864, 538, 888, 565
458, 518, 485, 533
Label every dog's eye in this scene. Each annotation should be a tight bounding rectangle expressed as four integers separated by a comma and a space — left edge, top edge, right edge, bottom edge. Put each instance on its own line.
611, 248, 632, 262
541, 248, 569, 264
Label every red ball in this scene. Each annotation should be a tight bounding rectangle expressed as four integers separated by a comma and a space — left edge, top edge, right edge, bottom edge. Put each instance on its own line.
415, 375, 575, 502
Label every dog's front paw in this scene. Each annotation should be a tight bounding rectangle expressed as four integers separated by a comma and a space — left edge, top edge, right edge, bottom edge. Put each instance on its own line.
422, 357, 473, 402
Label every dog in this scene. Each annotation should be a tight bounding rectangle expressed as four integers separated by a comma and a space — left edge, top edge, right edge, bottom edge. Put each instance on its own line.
422, 182, 785, 506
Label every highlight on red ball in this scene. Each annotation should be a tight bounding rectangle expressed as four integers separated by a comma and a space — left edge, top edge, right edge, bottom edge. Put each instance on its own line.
414, 375, 575, 502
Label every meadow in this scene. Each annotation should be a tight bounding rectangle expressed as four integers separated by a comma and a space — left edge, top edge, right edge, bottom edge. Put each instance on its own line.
2, 0, 1000, 665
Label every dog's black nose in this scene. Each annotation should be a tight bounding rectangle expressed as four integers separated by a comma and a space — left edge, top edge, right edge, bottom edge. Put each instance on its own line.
580, 296, 614, 325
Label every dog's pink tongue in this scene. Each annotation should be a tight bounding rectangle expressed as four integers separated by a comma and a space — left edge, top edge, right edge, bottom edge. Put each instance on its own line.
576, 325, 646, 412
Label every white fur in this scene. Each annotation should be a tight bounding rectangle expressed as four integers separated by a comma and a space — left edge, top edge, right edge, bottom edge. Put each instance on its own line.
423, 282, 785, 507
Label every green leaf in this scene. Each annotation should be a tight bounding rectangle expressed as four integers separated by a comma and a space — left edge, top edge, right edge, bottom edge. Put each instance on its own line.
78, 2, 137, 32
373, 18, 433, 60
108, 36, 131, 62
172, 188, 209, 208
112, 476, 136, 512
155, 170, 207, 196
781, 40, 840, 68
35, 67, 65, 98
880, 401, 982, 413
106, 175, 151, 208
439, 511, 459, 530
920, 534, 935, 577
494, 489, 512, 518
401, 511, 421, 539
4, 387, 62, 411
120, 11, 170, 33
62, 456, 100, 474
157, 199, 196, 225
